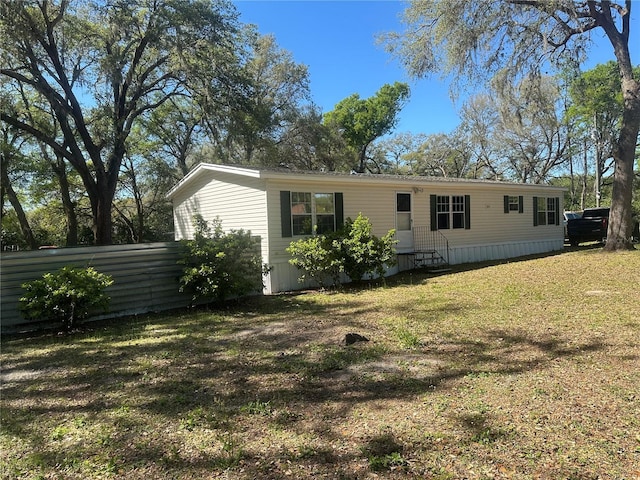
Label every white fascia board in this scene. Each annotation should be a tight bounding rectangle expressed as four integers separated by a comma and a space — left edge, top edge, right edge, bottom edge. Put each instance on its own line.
166, 163, 263, 199
167, 163, 567, 198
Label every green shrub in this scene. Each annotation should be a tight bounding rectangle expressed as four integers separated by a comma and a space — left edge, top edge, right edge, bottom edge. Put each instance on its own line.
287, 213, 397, 288
286, 232, 343, 288
178, 216, 268, 304
19, 266, 114, 330
340, 214, 396, 282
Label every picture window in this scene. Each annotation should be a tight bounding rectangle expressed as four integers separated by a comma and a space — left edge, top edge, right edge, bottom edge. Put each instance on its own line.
291, 192, 335, 235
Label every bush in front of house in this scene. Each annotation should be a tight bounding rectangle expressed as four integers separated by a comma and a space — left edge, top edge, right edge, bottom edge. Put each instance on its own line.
19, 266, 114, 330
287, 213, 397, 288
286, 232, 344, 288
178, 216, 268, 304
339, 214, 397, 282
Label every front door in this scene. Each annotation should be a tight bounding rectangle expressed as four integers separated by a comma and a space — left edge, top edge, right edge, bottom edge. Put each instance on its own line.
396, 192, 413, 252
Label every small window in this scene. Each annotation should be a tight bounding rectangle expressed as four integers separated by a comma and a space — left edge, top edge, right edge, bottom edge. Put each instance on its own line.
504, 195, 524, 214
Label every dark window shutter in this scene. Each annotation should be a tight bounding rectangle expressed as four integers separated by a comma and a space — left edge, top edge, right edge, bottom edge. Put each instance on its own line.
555, 197, 560, 225
519, 196, 524, 213
504, 195, 510, 214
464, 195, 471, 230
430, 194, 437, 231
533, 196, 538, 226
280, 191, 292, 237
335, 192, 344, 229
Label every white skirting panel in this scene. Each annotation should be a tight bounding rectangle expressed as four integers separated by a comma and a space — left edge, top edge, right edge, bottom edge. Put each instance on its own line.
267, 259, 401, 294
267, 240, 563, 293
447, 239, 564, 265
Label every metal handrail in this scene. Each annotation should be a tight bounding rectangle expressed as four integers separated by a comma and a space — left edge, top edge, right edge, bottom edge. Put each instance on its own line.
412, 226, 449, 265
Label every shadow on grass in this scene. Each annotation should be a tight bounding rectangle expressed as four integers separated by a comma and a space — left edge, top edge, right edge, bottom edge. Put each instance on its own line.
0, 270, 611, 479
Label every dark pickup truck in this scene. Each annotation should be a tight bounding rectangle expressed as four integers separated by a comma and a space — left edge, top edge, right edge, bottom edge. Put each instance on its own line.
566, 207, 609, 246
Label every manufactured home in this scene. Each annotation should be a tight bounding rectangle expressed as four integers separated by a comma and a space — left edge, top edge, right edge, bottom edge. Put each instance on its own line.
167, 164, 565, 293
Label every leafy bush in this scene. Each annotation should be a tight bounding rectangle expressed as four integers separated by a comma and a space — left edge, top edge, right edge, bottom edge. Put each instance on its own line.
286, 233, 343, 288
178, 216, 268, 304
19, 266, 114, 330
340, 214, 397, 281
287, 213, 397, 288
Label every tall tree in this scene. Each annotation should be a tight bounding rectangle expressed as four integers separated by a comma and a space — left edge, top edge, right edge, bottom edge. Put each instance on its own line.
110, 120, 177, 243
204, 33, 312, 166
458, 95, 505, 180
370, 132, 428, 175
495, 75, 571, 183
324, 82, 410, 173
143, 96, 205, 180
1, 135, 39, 250
385, 0, 639, 250
567, 61, 634, 205
405, 131, 475, 178
276, 105, 352, 172
1, 0, 247, 245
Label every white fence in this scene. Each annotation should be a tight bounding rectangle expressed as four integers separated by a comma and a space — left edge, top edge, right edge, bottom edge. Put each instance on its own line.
1, 242, 191, 333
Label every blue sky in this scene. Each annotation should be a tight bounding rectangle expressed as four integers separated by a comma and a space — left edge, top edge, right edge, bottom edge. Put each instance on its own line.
235, 0, 639, 137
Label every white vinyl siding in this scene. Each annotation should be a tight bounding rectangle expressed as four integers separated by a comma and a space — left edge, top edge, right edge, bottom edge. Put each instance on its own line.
268, 180, 563, 257
171, 171, 268, 245
171, 172, 272, 291
169, 164, 565, 293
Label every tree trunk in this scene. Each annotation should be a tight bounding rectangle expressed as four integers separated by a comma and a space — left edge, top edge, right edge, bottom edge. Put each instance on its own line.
357, 145, 368, 173
604, 78, 640, 251
51, 154, 78, 246
1, 157, 39, 250
93, 191, 114, 245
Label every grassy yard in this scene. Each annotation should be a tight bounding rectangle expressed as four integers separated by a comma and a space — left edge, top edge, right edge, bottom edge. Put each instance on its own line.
1, 248, 639, 479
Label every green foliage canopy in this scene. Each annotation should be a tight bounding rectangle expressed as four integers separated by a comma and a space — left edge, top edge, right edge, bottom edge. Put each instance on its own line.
324, 82, 410, 173
1, 0, 249, 245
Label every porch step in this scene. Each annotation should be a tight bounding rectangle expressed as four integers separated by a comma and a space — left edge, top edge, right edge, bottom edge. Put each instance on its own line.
413, 250, 449, 270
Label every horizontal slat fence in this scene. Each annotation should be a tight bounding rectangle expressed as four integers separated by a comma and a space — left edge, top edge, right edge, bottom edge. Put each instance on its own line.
1, 242, 192, 333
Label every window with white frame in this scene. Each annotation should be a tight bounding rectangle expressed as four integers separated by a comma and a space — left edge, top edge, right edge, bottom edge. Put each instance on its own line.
546, 197, 556, 226
533, 196, 560, 227
436, 195, 450, 229
452, 195, 466, 229
536, 197, 549, 226
431, 194, 470, 231
504, 195, 524, 214
291, 192, 336, 235
314, 193, 336, 234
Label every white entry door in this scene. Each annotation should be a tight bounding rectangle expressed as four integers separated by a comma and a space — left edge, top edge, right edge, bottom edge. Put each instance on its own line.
396, 192, 413, 252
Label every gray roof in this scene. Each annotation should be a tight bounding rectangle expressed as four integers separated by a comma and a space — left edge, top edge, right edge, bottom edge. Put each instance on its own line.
167, 162, 566, 199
